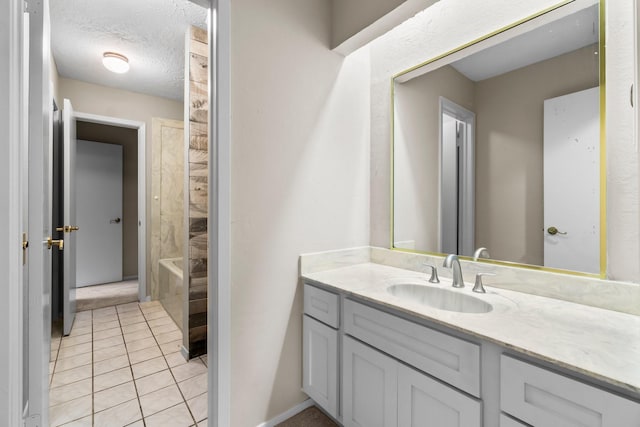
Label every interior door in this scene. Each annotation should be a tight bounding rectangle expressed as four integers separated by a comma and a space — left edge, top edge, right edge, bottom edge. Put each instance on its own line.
76, 139, 123, 286
62, 98, 77, 335
543, 87, 600, 274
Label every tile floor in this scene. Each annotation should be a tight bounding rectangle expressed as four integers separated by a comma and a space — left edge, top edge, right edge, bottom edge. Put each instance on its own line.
49, 300, 207, 427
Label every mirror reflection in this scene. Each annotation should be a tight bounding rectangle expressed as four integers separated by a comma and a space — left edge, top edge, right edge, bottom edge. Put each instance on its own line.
392, 1, 602, 274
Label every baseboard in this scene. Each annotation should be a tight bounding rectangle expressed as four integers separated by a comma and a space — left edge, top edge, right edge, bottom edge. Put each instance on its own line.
123, 275, 138, 281
256, 399, 315, 427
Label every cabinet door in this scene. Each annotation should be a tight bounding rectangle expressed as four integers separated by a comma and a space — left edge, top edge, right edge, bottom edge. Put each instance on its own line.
398, 364, 481, 427
499, 414, 530, 427
343, 336, 397, 427
303, 315, 338, 418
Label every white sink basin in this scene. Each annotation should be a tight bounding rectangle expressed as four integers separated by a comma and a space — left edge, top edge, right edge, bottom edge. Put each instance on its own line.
387, 284, 493, 314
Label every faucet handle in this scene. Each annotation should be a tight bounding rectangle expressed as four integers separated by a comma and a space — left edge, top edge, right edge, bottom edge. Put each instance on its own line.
423, 263, 440, 283
473, 273, 495, 294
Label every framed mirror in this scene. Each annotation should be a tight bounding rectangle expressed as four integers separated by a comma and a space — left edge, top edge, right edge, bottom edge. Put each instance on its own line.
391, 0, 605, 276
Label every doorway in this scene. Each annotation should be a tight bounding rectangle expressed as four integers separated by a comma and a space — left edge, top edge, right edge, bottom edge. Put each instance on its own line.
439, 97, 476, 257
52, 108, 147, 325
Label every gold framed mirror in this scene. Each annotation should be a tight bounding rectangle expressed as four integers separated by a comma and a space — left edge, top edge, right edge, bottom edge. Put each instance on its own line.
391, 0, 606, 277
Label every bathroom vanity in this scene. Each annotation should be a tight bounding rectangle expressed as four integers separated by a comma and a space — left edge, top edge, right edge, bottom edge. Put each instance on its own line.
301, 260, 640, 427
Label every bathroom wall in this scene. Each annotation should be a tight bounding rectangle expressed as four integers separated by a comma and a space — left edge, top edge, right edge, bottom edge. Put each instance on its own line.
394, 65, 475, 250
184, 26, 208, 357
230, 0, 370, 424
150, 118, 184, 300
58, 78, 183, 292
369, 0, 640, 282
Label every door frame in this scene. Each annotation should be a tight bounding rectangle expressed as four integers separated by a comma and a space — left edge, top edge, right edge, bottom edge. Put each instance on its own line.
1, 0, 27, 425
74, 111, 148, 302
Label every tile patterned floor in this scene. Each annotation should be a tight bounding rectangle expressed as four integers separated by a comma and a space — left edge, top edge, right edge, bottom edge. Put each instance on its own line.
49, 301, 208, 427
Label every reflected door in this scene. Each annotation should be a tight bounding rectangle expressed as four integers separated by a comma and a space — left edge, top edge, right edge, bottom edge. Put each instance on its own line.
543, 87, 600, 274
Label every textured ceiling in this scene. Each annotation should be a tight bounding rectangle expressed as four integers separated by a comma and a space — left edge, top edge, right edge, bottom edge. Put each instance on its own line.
51, 0, 207, 101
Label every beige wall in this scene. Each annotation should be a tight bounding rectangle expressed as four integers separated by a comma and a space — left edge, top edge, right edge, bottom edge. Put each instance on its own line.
474, 44, 599, 265
331, 0, 439, 53
58, 78, 183, 292
394, 65, 474, 250
231, 0, 370, 425
76, 122, 139, 278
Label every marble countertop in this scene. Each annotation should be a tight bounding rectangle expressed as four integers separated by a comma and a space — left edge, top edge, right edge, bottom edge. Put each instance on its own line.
302, 262, 640, 395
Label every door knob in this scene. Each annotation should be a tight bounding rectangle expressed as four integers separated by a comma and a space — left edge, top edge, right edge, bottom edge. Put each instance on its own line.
547, 226, 567, 236
56, 225, 80, 233
46, 237, 64, 250
110, 217, 121, 224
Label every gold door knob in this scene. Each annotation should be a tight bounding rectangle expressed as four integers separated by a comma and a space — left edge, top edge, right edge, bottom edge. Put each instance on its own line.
547, 226, 567, 236
56, 225, 80, 233
46, 237, 64, 250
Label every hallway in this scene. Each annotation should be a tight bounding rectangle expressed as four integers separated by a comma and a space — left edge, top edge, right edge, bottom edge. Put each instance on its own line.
49, 301, 207, 426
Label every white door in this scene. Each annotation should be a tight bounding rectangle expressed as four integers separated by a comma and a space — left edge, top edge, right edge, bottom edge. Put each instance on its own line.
76, 139, 123, 286
24, 0, 53, 424
543, 87, 600, 274
62, 98, 77, 335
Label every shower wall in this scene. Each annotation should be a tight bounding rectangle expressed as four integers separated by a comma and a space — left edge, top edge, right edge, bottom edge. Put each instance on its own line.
184, 25, 209, 357
151, 118, 185, 300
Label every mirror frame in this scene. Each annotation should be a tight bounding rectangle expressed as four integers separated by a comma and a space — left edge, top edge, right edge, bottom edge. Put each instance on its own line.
390, 0, 607, 278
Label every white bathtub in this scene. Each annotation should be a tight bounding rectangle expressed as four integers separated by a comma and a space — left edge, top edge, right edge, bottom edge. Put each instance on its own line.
158, 257, 183, 331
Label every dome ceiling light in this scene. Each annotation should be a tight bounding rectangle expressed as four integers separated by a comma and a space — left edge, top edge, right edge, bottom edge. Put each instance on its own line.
102, 52, 130, 74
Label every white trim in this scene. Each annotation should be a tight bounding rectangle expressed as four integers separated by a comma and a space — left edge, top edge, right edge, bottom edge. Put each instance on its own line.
208, 1, 231, 426
255, 399, 315, 427
1, 0, 26, 424
73, 111, 148, 302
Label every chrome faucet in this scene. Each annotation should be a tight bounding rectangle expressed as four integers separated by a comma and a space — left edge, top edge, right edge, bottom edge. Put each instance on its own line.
443, 254, 464, 288
473, 247, 490, 262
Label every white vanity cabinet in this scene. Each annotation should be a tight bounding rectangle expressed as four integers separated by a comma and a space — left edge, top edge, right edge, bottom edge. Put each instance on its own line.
302, 282, 640, 427
341, 306, 482, 427
500, 355, 640, 426
343, 335, 483, 427
302, 284, 340, 419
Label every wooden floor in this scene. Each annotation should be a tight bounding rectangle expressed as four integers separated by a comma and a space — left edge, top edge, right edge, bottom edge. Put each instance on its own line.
76, 280, 139, 312
277, 406, 339, 427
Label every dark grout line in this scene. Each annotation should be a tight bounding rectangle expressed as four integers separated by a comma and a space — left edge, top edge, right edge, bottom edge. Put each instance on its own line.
141, 302, 198, 426
116, 302, 147, 427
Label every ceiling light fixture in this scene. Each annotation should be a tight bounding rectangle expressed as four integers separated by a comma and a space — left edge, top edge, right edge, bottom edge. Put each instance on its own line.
102, 52, 130, 74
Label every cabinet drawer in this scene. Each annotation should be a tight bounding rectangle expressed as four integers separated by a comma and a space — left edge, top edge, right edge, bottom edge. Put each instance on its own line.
304, 284, 339, 328
344, 299, 480, 397
501, 355, 640, 427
